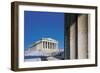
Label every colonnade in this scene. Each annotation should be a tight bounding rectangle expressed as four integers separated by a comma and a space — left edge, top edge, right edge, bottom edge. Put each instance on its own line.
42, 41, 57, 49
65, 14, 88, 59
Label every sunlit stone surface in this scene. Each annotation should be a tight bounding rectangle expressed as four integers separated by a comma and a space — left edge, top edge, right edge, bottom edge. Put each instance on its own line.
78, 15, 88, 59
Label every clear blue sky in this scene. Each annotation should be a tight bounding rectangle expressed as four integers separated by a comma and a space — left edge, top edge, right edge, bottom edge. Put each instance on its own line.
24, 11, 64, 49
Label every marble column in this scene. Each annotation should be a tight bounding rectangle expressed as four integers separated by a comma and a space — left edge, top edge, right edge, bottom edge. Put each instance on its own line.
48, 42, 49, 49
64, 14, 77, 59
77, 14, 88, 59
45, 41, 47, 48
47, 42, 48, 49
64, 14, 71, 59
52, 43, 53, 49
44, 41, 46, 49
42, 41, 44, 49
70, 14, 77, 59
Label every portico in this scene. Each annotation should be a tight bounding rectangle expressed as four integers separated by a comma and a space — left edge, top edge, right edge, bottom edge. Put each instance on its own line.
42, 41, 57, 49
41, 38, 58, 49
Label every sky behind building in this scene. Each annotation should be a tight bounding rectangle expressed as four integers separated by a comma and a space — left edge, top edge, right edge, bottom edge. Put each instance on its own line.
24, 11, 64, 49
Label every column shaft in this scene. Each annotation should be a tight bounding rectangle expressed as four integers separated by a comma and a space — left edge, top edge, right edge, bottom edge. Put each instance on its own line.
70, 15, 77, 59
77, 15, 88, 59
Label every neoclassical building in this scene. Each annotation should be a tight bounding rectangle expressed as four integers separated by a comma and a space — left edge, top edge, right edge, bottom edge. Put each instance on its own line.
25, 38, 60, 56
31, 38, 58, 50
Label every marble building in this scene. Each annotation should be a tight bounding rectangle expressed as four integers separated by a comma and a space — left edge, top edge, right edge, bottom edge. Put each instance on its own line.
30, 38, 59, 56
24, 38, 63, 61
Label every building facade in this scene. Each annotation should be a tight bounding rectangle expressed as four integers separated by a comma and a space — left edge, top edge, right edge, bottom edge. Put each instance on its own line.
27, 38, 59, 56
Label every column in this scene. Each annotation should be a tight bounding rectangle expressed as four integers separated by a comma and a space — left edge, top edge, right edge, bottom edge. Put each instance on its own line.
51, 42, 53, 48
42, 41, 44, 48
45, 41, 47, 48
49, 42, 50, 49
46, 41, 48, 49
52, 43, 53, 49
64, 14, 77, 59
50, 42, 51, 49
54, 43, 56, 49
50, 42, 52, 49
53, 43, 54, 49
48, 42, 49, 49
44, 41, 45, 48
48, 42, 50, 49
70, 14, 77, 59
77, 14, 88, 59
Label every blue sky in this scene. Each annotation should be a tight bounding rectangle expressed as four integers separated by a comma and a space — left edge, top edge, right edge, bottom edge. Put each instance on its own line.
24, 11, 64, 49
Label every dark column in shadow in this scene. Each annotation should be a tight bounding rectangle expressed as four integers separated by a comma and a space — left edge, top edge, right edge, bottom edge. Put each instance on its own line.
64, 14, 77, 59
64, 13, 71, 59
